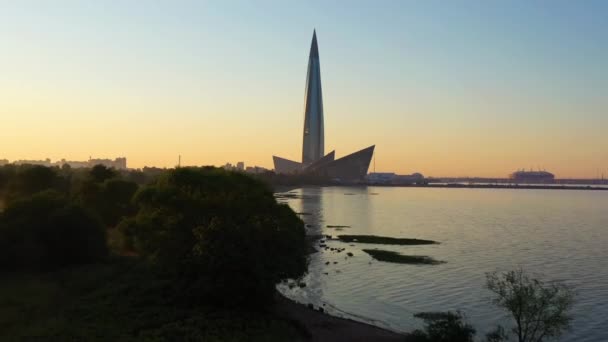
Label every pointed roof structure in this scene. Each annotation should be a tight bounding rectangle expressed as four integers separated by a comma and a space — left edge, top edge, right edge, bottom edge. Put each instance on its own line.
272, 31, 375, 182
309, 29, 319, 59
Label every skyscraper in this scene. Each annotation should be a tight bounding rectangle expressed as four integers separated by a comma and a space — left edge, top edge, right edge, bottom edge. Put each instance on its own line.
272, 30, 374, 181
301, 30, 324, 165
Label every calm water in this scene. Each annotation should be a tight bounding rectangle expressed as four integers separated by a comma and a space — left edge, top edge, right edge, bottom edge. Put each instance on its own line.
276, 187, 608, 342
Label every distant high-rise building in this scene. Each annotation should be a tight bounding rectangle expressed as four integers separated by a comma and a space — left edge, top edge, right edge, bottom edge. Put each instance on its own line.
88, 157, 127, 170
302, 30, 324, 165
272, 30, 374, 182
236, 161, 245, 171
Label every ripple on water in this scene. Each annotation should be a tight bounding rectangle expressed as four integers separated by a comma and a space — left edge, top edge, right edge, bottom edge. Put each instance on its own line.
277, 187, 608, 341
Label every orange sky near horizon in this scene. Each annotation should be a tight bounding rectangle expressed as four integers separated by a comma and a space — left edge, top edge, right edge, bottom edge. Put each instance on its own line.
2, 87, 606, 179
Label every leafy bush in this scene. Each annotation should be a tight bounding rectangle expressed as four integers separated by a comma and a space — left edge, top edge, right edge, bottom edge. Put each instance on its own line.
408, 311, 476, 342
5, 165, 59, 203
124, 167, 308, 306
0, 191, 108, 271
75, 167, 138, 226
486, 325, 509, 342
89, 164, 118, 183
486, 269, 575, 342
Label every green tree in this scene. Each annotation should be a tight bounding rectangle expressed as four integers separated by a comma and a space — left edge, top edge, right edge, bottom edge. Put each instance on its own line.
408, 311, 476, 342
98, 179, 138, 226
74, 169, 138, 226
124, 167, 307, 306
0, 165, 15, 192
486, 269, 575, 342
0, 165, 16, 206
89, 164, 117, 183
0, 190, 107, 271
6, 165, 58, 202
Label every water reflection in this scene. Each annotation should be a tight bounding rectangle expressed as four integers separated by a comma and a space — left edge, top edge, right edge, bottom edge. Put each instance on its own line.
277, 187, 387, 329
277, 186, 608, 341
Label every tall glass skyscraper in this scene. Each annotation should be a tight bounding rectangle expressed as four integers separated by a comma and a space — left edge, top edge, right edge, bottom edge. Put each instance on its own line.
272, 30, 374, 181
301, 30, 324, 165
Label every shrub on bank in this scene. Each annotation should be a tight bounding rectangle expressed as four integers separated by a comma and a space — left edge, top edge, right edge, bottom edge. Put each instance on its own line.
124, 167, 308, 306
0, 191, 108, 271
408, 311, 476, 342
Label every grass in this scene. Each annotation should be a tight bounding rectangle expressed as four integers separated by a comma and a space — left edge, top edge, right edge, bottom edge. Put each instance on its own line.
337, 235, 438, 245
363, 249, 444, 265
0, 257, 306, 341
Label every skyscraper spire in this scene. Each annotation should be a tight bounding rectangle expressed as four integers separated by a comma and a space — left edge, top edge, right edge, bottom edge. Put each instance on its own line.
273, 30, 375, 181
309, 29, 319, 59
302, 29, 324, 164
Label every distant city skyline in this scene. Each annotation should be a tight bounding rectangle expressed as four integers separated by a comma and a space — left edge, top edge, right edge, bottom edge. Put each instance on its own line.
0, 157, 128, 170
1, 1, 606, 178
3, 154, 606, 180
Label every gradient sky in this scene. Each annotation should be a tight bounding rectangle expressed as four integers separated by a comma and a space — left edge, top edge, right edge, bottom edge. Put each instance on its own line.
1, 1, 607, 178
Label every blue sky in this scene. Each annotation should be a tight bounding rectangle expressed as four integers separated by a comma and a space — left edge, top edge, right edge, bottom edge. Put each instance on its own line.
1, 1, 607, 177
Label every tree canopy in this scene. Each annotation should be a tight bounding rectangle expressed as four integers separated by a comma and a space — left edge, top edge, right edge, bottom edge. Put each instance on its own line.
486, 269, 575, 342
121, 167, 308, 305
408, 311, 476, 342
0, 190, 107, 271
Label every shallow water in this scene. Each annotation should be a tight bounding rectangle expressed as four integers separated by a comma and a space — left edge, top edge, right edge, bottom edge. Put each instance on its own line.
276, 186, 608, 341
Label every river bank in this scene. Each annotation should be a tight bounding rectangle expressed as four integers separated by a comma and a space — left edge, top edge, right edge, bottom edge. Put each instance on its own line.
0, 257, 410, 341
274, 293, 407, 341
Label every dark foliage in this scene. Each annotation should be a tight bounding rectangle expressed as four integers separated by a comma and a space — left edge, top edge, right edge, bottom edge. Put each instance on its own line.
0, 191, 108, 271
78, 178, 138, 226
0, 260, 305, 341
486, 325, 509, 342
408, 311, 476, 342
0, 165, 16, 194
101, 179, 138, 222
5, 165, 60, 203
124, 167, 308, 306
89, 164, 118, 183
486, 269, 575, 342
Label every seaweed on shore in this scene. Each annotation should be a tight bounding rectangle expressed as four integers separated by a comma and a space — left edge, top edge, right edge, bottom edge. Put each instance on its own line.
363, 249, 444, 265
327, 225, 351, 228
337, 235, 437, 245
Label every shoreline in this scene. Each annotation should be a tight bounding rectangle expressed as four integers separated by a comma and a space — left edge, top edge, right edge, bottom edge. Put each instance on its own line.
274, 292, 408, 341
376, 183, 608, 191
276, 188, 409, 341
275, 183, 608, 191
